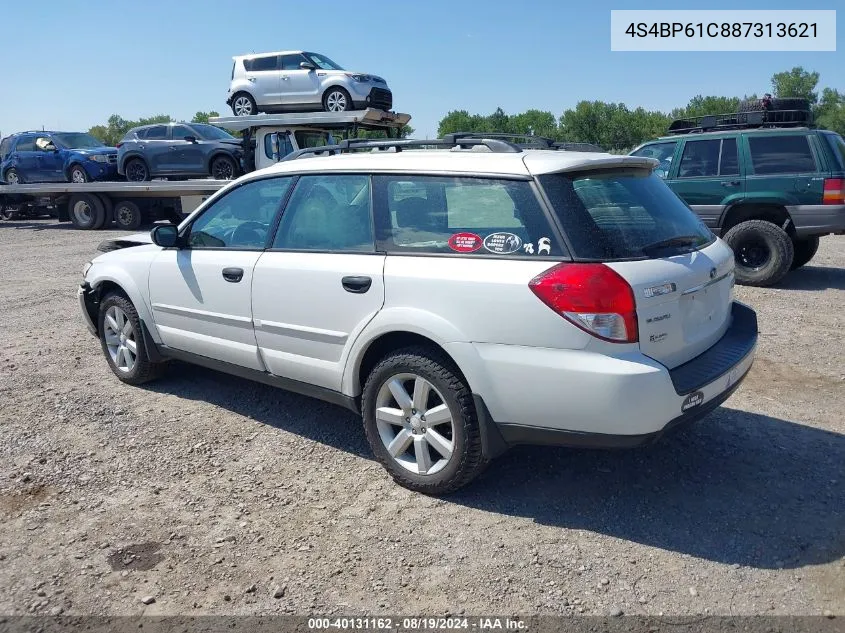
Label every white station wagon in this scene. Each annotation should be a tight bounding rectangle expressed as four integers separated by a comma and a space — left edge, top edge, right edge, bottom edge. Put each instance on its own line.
79, 136, 758, 494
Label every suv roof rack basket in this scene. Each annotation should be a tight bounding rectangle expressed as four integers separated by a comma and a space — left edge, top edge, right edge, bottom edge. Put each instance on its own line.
283, 136, 524, 160
668, 108, 812, 135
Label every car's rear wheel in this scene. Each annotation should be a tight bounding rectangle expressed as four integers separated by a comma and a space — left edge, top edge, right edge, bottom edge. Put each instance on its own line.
98, 293, 163, 385
790, 236, 820, 270
68, 193, 105, 230
231, 93, 257, 116
210, 155, 238, 180
4, 168, 21, 184
723, 219, 794, 287
113, 200, 143, 231
362, 347, 487, 495
124, 158, 150, 182
323, 87, 352, 112
69, 164, 89, 183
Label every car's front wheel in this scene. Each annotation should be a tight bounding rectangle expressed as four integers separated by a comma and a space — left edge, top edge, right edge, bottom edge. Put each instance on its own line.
362, 347, 487, 495
4, 168, 21, 184
98, 293, 163, 385
723, 219, 794, 287
210, 155, 238, 180
69, 165, 89, 183
323, 87, 352, 112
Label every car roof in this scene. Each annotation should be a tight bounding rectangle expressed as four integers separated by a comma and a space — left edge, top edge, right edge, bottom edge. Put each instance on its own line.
234, 50, 304, 60
243, 149, 656, 180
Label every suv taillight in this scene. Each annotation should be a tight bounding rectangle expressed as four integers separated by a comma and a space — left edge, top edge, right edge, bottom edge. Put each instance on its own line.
823, 178, 844, 205
528, 263, 638, 343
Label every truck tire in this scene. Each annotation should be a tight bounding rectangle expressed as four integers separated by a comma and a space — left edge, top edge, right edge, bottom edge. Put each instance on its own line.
98, 293, 164, 385
790, 236, 820, 270
113, 200, 144, 231
723, 220, 794, 287
361, 346, 487, 495
68, 193, 105, 230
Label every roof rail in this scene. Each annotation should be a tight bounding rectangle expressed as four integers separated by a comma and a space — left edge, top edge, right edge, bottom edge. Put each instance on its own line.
282, 136, 523, 161
443, 132, 556, 148
668, 108, 813, 135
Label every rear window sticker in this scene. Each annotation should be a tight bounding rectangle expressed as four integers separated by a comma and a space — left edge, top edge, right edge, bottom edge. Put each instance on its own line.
483, 232, 523, 254
447, 232, 483, 253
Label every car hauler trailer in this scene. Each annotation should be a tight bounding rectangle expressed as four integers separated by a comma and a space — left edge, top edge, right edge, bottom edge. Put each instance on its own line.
0, 108, 410, 230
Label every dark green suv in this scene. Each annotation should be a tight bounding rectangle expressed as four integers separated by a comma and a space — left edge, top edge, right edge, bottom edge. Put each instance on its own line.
631, 112, 845, 286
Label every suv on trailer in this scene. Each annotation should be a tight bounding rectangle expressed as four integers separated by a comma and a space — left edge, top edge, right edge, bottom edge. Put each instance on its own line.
631, 102, 845, 286
78, 136, 758, 494
0, 131, 118, 184
227, 51, 393, 116
117, 122, 244, 182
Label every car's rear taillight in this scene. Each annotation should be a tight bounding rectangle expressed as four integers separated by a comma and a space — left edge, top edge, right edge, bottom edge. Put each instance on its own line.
528, 263, 638, 343
823, 178, 844, 205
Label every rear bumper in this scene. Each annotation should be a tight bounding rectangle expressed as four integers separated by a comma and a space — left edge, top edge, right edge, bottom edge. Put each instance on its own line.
787, 204, 845, 237
459, 301, 758, 455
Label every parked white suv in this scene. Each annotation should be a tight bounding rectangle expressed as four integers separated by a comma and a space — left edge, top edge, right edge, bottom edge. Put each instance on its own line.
227, 50, 393, 116
78, 137, 758, 494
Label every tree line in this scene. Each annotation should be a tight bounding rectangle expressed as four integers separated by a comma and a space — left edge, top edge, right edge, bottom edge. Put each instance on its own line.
88, 111, 220, 146
438, 67, 845, 152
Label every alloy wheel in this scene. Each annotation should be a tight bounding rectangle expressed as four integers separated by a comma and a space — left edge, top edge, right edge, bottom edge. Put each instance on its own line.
126, 161, 148, 182
212, 159, 235, 180
103, 306, 137, 373
375, 373, 455, 476
71, 168, 87, 183
233, 96, 254, 116
6, 170, 19, 185
326, 91, 348, 112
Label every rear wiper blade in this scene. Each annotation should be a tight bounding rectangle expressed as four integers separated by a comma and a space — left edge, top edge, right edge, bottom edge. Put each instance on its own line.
641, 235, 702, 255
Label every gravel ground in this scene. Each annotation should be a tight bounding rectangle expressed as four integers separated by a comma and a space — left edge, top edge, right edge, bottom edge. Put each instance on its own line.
0, 220, 843, 618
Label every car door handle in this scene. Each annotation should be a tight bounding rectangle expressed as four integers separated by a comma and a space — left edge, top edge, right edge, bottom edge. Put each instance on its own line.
222, 267, 244, 283
282, 76, 289, 81
721, 181, 741, 187
341, 276, 372, 294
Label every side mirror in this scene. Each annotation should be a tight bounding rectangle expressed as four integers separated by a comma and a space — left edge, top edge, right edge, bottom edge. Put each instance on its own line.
184, 135, 197, 143
151, 224, 180, 247
299, 61, 316, 71
269, 132, 281, 161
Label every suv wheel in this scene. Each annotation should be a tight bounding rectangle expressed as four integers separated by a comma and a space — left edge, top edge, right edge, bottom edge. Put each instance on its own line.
69, 165, 89, 183
210, 155, 238, 180
4, 168, 21, 184
231, 93, 257, 116
362, 347, 487, 495
323, 88, 351, 113
98, 293, 163, 385
790, 236, 820, 270
125, 158, 150, 182
723, 219, 794, 287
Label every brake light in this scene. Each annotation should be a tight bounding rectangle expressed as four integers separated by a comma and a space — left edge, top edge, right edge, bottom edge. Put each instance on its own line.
528, 263, 638, 343
823, 178, 844, 205
115, 142, 123, 149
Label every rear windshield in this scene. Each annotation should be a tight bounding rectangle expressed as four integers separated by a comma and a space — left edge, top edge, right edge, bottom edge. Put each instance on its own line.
822, 132, 845, 171
538, 169, 715, 260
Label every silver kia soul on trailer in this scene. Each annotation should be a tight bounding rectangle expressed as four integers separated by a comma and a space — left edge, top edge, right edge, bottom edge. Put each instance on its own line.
78, 135, 758, 495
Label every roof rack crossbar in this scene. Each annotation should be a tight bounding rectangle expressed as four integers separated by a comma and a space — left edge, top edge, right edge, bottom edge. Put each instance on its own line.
442, 132, 556, 148
282, 136, 523, 161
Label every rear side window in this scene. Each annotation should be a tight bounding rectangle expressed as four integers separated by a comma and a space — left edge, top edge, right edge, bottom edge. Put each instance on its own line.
748, 135, 817, 174
246, 55, 278, 72
538, 170, 714, 261
0, 137, 12, 159
678, 138, 739, 177
821, 132, 845, 171
374, 175, 561, 256
145, 126, 168, 140
14, 136, 36, 152
719, 138, 739, 175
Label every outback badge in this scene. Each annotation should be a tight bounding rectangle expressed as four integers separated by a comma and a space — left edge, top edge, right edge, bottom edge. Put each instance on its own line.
643, 282, 676, 298
681, 390, 704, 412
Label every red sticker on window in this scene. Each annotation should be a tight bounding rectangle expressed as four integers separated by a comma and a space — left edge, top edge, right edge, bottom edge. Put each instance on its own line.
447, 232, 483, 253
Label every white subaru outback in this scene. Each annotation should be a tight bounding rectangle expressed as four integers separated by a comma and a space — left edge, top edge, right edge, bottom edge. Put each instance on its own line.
79, 136, 758, 495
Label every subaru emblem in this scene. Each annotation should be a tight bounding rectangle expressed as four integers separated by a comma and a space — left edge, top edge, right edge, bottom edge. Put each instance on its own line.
709, 268, 717, 279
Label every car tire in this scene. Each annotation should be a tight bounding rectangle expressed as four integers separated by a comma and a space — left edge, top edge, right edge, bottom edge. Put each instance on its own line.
4, 168, 22, 184
323, 87, 352, 113
113, 200, 143, 231
68, 193, 105, 230
770, 97, 811, 112
361, 346, 487, 495
231, 92, 257, 116
210, 155, 238, 180
723, 219, 794, 287
98, 293, 164, 385
124, 158, 150, 182
790, 236, 820, 270
68, 164, 89, 183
